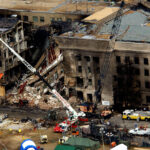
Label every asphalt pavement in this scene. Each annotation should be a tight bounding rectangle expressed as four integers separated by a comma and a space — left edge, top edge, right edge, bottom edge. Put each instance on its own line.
109, 114, 150, 129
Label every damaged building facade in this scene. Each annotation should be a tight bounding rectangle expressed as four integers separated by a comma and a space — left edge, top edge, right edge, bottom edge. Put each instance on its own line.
0, 18, 29, 97
55, 7, 150, 107
55, 34, 114, 105
0, 1, 106, 27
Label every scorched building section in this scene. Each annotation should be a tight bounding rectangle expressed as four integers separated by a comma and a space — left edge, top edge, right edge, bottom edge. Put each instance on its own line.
0, 18, 28, 96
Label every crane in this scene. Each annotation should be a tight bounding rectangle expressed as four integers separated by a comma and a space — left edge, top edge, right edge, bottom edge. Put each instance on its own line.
94, 1, 125, 109
0, 38, 85, 120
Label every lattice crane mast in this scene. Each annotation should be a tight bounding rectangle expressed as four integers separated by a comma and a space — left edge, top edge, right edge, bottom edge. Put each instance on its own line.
95, 1, 125, 107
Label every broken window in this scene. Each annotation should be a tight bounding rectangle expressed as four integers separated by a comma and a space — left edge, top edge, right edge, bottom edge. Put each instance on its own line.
96, 67, 100, 73
144, 69, 149, 76
23, 16, 28, 21
145, 81, 150, 88
17, 15, 21, 20
8, 50, 12, 57
116, 56, 121, 63
40, 16, 44, 22
135, 68, 140, 75
9, 58, 12, 64
113, 75, 117, 81
134, 57, 139, 64
88, 67, 91, 73
125, 56, 130, 63
136, 80, 141, 88
118, 77, 123, 87
76, 77, 83, 87
69, 88, 76, 97
77, 91, 83, 100
87, 94, 93, 102
146, 96, 150, 103
33, 16, 38, 22
93, 57, 99, 64
75, 54, 81, 61
88, 79, 92, 85
84, 56, 90, 62
117, 66, 122, 74
144, 58, 149, 65
78, 66, 82, 73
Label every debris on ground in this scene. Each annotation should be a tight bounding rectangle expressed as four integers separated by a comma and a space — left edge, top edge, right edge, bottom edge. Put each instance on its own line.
0, 119, 33, 130
6, 85, 63, 110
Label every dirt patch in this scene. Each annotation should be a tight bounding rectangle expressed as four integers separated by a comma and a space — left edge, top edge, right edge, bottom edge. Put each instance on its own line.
0, 127, 62, 150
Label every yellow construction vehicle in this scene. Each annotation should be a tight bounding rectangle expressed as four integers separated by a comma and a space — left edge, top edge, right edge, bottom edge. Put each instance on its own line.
138, 112, 150, 121
122, 110, 139, 120
122, 110, 150, 121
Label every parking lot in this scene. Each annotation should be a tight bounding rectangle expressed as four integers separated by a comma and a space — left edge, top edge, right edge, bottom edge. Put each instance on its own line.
109, 113, 150, 129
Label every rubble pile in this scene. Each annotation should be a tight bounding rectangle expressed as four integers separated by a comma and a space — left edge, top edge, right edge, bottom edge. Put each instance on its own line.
68, 96, 79, 106
0, 117, 33, 130
6, 84, 63, 110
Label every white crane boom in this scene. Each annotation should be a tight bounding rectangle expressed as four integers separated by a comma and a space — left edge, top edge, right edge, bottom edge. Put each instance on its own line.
0, 38, 36, 73
0, 38, 84, 118
52, 89, 78, 117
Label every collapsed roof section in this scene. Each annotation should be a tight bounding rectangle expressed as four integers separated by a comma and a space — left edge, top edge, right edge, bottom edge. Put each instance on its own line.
60, 7, 150, 43
83, 7, 120, 24
0, 18, 18, 33
99, 9, 150, 42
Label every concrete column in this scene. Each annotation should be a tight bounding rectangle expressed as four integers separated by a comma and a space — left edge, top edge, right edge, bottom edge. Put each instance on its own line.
0, 86, 5, 97
101, 55, 114, 105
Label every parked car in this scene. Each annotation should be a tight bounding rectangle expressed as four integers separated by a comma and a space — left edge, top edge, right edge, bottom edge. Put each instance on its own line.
129, 127, 150, 136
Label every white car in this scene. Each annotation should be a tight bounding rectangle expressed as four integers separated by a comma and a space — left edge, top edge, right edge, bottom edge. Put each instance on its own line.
123, 109, 134, 115
129, 127, 150, 135
0, 113, 8, 123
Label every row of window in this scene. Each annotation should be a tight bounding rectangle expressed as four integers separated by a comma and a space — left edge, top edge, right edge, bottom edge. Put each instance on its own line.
117, 67, 150, 76
23, 15, 72, 23
76, 55, 100, 64
115, 75, 150, 89
116, 56, 149, 65
77, 65, 100, 74
76, 77, 92, 87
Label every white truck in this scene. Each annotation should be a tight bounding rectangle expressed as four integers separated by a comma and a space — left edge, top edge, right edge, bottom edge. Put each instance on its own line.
129, 127, 150, 136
